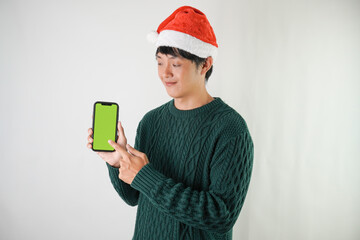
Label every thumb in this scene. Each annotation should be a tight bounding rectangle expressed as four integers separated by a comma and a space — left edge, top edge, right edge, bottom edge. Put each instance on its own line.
126, 144, 141, 157
117, 121, 127, 144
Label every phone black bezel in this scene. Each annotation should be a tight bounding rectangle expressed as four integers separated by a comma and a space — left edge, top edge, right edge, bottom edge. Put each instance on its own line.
91, 101, 119, 152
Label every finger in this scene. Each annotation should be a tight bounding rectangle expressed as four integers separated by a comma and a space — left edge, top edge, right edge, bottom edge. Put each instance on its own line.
119, 151, 130, 163
126, 144, 143, 157
88, 128, 93, 135
117, 122, 122, 140
108, 140, 129, 156
87, 143, 92, 149
88, 135, 93, 143
118, 121, 125, 137
117, 121, 127, 144
108, 139, 121, 151
119, 157, 129, 165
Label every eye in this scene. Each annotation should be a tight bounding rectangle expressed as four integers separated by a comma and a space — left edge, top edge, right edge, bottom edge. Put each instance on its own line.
157, 62, 163, 66
172, 64, 181, 67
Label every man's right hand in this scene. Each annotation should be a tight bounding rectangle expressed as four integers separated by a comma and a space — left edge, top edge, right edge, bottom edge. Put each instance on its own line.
86, 121, 127, 168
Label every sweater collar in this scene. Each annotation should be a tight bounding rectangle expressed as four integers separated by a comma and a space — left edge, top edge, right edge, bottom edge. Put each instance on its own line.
168, 97, 224, 118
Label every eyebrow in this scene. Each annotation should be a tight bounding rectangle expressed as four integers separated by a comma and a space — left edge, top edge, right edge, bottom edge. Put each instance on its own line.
156, 54, 177, 59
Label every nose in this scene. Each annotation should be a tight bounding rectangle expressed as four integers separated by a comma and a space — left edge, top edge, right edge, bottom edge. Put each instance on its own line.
161, 63, 173, 79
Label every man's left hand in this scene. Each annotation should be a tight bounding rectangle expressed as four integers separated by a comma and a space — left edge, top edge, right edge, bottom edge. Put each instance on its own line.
108, 140, 149, 185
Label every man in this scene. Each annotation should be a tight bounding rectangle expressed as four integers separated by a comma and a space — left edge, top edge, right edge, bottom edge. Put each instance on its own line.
87, 6, 254, 240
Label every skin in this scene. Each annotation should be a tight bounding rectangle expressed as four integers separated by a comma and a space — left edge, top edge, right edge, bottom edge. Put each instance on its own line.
156, 53, 214, 110
86, 53, 214, 184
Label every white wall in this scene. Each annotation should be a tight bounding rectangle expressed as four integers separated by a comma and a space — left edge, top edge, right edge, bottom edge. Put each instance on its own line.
0, 0, 359, 239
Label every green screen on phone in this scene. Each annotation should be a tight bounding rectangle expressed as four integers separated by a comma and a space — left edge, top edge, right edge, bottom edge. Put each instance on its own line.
92, 102, 118, 151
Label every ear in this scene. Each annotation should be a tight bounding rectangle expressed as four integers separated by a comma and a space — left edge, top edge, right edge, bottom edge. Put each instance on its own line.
200, 57, 213, 76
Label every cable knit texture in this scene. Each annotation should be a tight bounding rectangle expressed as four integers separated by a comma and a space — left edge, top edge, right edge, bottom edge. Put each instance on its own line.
106, 97, 254, 240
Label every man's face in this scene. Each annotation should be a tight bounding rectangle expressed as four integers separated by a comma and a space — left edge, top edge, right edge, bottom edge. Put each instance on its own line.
156, 52, 203, 99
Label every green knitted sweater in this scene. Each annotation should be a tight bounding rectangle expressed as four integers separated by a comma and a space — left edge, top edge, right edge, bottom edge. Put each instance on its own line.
106, 97, 254, 240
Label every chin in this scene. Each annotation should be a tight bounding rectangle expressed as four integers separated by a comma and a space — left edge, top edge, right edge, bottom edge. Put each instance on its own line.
164, 88, 178, 98
166, 91, 179, 99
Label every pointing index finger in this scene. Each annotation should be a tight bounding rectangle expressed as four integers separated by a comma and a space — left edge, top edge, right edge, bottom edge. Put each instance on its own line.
108, 140, 128, 156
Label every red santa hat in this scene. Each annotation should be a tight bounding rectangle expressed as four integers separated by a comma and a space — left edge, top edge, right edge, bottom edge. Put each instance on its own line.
147, 6, 218, 61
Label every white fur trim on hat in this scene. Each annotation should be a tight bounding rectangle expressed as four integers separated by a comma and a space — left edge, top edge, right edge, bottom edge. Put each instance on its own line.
146, 31, 159, 44
156, 30, 218, 61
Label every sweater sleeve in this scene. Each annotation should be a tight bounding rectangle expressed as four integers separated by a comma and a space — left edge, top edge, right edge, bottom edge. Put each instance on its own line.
106, 120, 145, 206
130, 131, 254, 234
106, 163, 139, 206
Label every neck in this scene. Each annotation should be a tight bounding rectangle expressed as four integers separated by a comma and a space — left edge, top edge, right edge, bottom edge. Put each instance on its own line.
174, 90, 214, 110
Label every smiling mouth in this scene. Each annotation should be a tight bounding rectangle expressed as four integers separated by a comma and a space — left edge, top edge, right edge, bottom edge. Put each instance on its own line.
165, 82, 177, 87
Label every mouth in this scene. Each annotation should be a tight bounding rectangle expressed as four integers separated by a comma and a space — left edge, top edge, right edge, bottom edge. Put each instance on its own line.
165, 81, 177, 87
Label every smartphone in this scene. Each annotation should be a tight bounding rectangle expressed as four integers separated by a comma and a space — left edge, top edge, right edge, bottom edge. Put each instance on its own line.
91, 101, 119, 152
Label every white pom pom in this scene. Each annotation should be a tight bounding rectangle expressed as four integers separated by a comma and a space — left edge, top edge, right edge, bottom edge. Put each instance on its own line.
146, 31, 158, 44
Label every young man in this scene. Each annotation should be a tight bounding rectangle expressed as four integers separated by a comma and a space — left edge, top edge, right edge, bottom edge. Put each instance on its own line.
87, 6, 253, 240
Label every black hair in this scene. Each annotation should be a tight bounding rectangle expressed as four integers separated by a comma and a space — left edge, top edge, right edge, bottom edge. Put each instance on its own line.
156, 46, 213, 82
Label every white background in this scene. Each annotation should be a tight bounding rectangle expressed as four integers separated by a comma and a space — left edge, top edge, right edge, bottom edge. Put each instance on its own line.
0, 0, 359, 239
